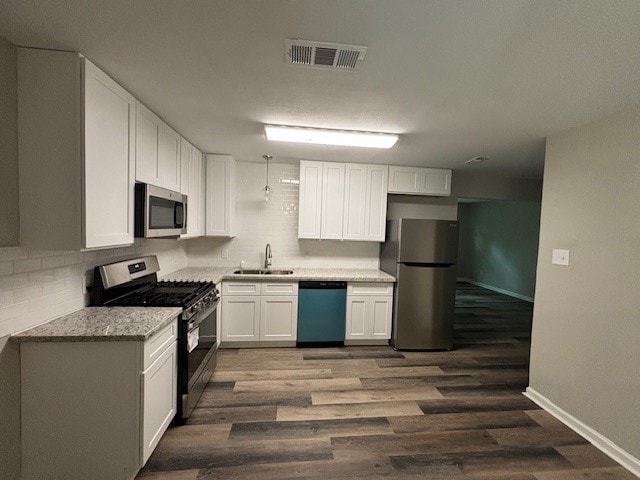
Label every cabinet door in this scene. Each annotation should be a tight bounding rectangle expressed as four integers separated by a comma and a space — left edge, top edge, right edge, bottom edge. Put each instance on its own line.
158, 123, 181, 191
370, 296, 393, 339
83, 59, 135, 249
298, 161, 323, 239
343, 164, 367, 241
180, 139, 193, 196
345, 297, 368, 339
221, 295, 260, 341
141, 341, 177, 465
260, 296, 298, 341
135, 101, 161, 185
364, 165, 388, 241
321, 162, 345, 240
205, 154, 236, 237
189, 149, 204, 236
388, 166, 423, 194
423, 168, 451, 196
180, 143, 204, 238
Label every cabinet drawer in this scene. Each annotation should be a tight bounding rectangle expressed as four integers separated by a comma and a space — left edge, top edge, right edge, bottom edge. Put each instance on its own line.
222, 282, 260, 296
144, 319, 178, 370
261, 282, 298, 296
348, 283, 393, 296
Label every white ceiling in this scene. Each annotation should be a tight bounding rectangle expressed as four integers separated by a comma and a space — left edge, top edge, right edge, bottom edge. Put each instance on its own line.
2, 0, 640, 179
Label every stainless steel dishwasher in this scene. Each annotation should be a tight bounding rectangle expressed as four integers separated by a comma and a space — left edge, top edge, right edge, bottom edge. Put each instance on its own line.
297, 281, 347, 346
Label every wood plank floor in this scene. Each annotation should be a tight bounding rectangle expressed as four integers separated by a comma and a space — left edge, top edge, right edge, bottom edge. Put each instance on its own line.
137, 283, 636, 479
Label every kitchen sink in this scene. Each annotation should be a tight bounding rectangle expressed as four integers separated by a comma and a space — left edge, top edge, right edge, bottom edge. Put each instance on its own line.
233, 269, 294, 275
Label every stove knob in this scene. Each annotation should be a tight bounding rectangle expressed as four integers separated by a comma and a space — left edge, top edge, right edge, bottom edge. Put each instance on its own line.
189, 304, 200, 315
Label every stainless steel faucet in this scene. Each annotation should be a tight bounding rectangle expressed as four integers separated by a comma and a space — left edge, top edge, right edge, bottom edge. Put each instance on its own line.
264, 243, 272, 269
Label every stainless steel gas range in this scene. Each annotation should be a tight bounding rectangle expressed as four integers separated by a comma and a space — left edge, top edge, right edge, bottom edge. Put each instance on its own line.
89, 255, 219, 423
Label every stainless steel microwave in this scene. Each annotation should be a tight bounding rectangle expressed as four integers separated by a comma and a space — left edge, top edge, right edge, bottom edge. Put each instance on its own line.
134, 183, 187, 238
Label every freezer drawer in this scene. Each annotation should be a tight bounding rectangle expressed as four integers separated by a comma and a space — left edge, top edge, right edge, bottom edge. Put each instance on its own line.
392, 264, 456, 350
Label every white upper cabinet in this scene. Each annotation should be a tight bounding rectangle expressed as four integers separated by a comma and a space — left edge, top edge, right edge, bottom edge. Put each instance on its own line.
299, 160, 345, 240
300, 161, 387, 242
18, 49, 135, 250
298, 161, 345, 240
298, 161, 323, 239
158, 123, 181, 192
135, 102, 161, 186
388, 166, 452, 196
422, 167, 452, 196
343, 164, 389, 242
135, 101, 181, 192
180, 140, 204, 238
343, 164, 367, 241
205, 154, 236, 237
180, 139, 194, 196
320, 163, 345, 240
364, 165, 389, 241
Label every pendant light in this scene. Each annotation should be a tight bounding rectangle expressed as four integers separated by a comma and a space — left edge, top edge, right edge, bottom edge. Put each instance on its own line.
263, 155, 272, 201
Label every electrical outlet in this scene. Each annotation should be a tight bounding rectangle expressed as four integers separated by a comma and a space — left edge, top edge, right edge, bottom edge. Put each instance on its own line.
221, 249, 229, 260
552, 249, 570, 266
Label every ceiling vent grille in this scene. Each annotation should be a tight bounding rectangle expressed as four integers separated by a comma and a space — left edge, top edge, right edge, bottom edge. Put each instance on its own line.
285, 39, 367, 70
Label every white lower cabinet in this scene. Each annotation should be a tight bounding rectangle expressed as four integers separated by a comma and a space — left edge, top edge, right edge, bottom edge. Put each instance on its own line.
221, 295, 260, 341
346, 283, 393, 343
20, 319, 178, 480
220, 281, 298, 344
261, 296, 298, 340
141, 339, 178, 464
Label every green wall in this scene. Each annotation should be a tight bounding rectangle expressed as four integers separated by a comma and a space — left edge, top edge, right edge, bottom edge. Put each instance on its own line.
458, 200, 541, 300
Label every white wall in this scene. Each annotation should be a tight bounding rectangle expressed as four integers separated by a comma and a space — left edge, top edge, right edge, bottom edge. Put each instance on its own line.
0, 35, 19, 247
187, 162, 380, 269
529, 105, 640, 465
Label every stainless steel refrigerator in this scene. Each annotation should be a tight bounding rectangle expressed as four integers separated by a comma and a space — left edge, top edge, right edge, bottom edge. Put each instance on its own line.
380, 219, 459, 350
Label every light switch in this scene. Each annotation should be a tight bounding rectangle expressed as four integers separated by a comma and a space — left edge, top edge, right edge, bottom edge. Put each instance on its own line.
552, 249, 570, 266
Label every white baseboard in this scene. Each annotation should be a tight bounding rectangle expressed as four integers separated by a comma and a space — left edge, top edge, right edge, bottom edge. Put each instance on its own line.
524, 387, 640, 477
457, 277, 534, 303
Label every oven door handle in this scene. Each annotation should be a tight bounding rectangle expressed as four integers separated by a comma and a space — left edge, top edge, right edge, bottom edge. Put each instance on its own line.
190, 297, 219, 328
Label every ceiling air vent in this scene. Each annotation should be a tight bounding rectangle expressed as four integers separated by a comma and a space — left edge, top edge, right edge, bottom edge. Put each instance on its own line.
285, 39, 367, 70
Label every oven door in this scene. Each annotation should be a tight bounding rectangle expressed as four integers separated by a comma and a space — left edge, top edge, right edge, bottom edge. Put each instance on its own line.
135, 183, 187, 238
179, 297, 218, 421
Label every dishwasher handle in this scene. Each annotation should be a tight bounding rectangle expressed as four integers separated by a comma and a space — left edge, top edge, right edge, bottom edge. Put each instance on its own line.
299, 281, 347, 289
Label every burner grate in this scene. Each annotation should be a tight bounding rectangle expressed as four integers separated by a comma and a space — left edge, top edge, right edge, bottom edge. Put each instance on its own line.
108, 280, 215, 308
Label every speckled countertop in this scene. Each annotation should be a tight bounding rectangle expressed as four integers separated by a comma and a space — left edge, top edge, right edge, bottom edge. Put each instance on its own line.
12, 307, 182, 343
164, 267, 395, 284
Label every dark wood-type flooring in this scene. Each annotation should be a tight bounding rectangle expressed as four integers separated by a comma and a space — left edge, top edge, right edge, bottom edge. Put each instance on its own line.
137, 283, 636, 479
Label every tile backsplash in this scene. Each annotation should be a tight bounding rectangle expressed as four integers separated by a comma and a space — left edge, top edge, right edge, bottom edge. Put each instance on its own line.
0, 240, 187, 337
187, 162, 381, 270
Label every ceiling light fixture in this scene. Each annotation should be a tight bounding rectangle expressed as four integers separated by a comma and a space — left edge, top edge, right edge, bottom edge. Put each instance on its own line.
263, 154, 272, 202
264, 125, 399, 149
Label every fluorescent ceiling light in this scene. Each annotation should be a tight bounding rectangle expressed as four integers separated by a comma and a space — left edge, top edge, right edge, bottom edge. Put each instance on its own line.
264, 125, 398, 149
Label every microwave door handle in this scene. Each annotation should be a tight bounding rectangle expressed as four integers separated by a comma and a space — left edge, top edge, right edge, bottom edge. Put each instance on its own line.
175, 203, 184, 228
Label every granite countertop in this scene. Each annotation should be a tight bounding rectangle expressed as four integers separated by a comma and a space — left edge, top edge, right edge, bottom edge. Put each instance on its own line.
165, 267, 395, 283
12, 306, 182, 343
